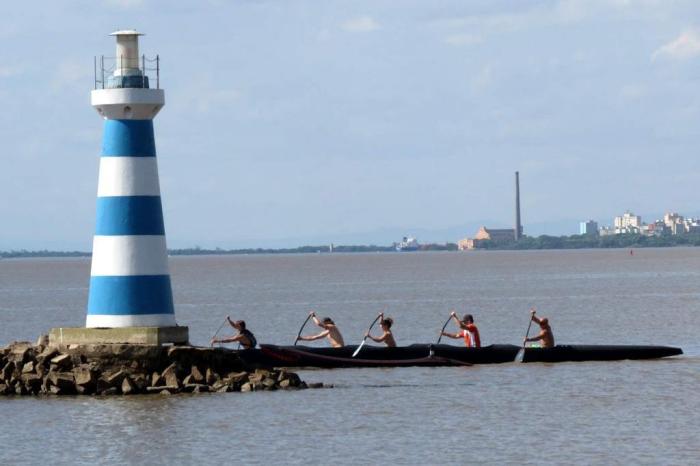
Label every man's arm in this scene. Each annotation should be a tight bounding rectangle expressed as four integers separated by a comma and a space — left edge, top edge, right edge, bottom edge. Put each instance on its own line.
440, 331, 461, 339
525, 331, 545, 343
212, 334, 243, 344
298, 330, 330, 341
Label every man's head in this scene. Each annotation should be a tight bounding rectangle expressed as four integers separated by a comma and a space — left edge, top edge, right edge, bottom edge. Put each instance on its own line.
539, 318, 549, 328
322, 317, 334, 328
233, 320, 246, 330
462, 314, 474, 324
381, 317, 393, 329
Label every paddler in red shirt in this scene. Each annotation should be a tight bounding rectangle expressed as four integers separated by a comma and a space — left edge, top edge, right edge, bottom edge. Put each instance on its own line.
440, 311, 481, 347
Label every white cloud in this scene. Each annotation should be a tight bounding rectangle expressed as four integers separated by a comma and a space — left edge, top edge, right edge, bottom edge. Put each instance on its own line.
341, 16, 380, 33
652, 30, 700, 61
444, 33, 482, 47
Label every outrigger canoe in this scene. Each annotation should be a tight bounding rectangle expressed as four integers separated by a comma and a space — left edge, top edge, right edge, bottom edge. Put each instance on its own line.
237, 344, 682, 369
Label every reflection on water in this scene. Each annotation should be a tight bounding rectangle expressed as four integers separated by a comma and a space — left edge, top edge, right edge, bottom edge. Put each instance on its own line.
1, 249, 699, 464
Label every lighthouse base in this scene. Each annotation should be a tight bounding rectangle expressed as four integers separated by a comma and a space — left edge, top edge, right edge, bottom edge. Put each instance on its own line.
48, 326, 189, 346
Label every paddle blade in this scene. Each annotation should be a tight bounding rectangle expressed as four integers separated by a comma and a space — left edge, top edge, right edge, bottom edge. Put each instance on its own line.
351, 340, 366, 358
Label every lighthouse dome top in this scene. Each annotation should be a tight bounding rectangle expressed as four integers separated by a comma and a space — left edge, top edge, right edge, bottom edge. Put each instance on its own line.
110, 29, 144, 37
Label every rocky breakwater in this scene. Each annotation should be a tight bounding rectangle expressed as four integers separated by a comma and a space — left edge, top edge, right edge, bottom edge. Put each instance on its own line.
0, 339, 325, 397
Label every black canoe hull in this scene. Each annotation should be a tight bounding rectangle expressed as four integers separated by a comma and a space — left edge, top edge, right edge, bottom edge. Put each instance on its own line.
521, 345, 683, 363
249, 344, 521, 368
239, 344, 683, 369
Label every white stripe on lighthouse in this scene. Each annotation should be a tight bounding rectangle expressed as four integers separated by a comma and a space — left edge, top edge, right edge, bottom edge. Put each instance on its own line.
97, 157, 161, 197
91, 235, 169, 276
86, 313, 176, 328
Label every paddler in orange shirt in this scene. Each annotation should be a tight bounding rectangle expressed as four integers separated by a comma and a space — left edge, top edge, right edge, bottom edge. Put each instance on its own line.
440, 311, 481, 347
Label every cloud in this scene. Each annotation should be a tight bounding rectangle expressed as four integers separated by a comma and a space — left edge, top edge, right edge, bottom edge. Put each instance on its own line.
341, 16, 380, 33
652, 30, 700, 61
444, 33, 482, 47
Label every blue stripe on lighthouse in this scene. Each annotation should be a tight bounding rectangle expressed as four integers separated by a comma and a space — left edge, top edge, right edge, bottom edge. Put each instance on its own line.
102, 120, 156, 157
95, 196, 165, 235
87, 275, 175, 316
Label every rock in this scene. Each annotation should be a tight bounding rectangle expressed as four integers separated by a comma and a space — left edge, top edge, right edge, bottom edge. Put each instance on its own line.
35, 348, 60, 367
182, 375, 193, 386
22, 374, 42, 394
50, 354, 73, 370
284, 372, 302, 387
182, 383, 210, 393
211, 380, 227, 392
104, 369, 127, 388
248, 373, 264, 384
146, 385, 179, 394
151, 372, 163, 387
308, 382, 324, 389
100, 387, 119, 396
0, 384, 8, 395
205, 368, 219, 385
1, 361, 16, 382
48, 372, 76, 393
190, 366, 204, 384
132, 375, 148, 392
216, 384, 230, 393
262, 377, 277, 389
121, 376, 136, 395
73, 365, 97, 387
161, 363, 181, 388
8, 342, 33, 364
224, 371, 249, 384
159, 389, 172, 396
240, 382, 253, 392
278, 379, 292, 389
21, 361, 35, 374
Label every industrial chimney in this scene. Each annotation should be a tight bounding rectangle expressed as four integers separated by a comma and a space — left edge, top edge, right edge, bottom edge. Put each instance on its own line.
515, 171, 522, 241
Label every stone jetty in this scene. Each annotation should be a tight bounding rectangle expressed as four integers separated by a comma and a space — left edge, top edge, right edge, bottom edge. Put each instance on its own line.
0, 337, 324, 397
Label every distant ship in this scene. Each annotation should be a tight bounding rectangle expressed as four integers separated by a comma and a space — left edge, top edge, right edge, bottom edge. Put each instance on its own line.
396, 236, 419, 252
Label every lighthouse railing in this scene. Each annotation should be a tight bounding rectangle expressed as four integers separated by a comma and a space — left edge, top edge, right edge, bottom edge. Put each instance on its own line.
94, 55, 160, 90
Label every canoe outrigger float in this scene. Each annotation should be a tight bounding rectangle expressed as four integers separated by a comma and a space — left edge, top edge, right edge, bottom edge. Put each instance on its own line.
236, 344, 682, 369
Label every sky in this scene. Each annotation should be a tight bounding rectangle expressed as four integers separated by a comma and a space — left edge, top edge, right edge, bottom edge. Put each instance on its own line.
1, 0, 700, 250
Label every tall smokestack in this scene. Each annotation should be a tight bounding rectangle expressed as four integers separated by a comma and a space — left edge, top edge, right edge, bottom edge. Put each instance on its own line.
515, 171, 522, 241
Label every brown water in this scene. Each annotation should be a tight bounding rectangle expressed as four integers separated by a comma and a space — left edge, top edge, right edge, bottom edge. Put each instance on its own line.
1, 249, 698, 464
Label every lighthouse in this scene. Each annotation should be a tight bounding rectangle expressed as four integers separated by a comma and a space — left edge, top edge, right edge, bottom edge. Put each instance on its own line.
87, 31, 175, 329
48, 31, 187, 345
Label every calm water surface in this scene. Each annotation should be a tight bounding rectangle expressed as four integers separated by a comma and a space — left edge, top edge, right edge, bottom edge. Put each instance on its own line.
1, 249, 698, 465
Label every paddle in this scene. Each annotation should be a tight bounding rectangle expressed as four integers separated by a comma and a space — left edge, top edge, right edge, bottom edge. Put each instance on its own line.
210, 317, 228, 347
294, 312, 314, 346
352, 313, 383, 358
516, 309, 536, 362
436, 312, 454, 345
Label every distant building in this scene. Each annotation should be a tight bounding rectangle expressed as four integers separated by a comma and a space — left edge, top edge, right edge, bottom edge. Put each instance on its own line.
458, 227, 517, 250
579, 220, 598, 235
614, 211, 642, 234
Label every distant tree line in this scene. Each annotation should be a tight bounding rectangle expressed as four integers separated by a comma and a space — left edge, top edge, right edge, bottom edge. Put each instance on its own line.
4, 236, 700, 259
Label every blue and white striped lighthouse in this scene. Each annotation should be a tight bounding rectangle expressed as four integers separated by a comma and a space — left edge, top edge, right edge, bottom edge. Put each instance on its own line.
87, 30, 176, 328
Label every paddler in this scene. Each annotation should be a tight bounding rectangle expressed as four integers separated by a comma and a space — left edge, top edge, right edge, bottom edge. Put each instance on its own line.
524, 310, 555, 348
366, 314, 396, 347
211, 316, 257, 349
440, 311, 481, 348
297, 312, 345, 347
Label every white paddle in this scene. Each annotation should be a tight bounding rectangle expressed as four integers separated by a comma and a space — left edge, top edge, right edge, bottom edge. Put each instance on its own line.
352, 313, 383, 358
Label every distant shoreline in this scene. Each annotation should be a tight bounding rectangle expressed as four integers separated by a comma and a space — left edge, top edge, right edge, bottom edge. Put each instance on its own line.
3, 233, 700, 259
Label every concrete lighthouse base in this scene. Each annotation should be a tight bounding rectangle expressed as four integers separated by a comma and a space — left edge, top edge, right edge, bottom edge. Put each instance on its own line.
48, 326, 189, 346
